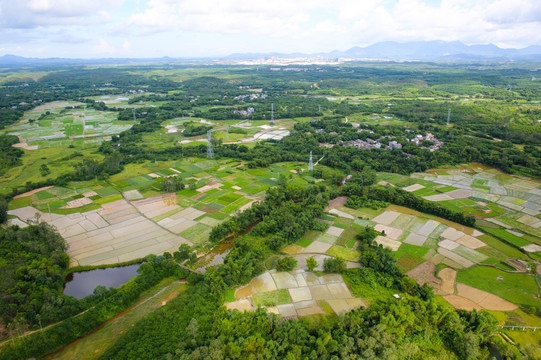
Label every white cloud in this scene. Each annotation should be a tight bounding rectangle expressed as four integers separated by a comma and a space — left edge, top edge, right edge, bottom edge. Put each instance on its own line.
0, 0, 124, 28
93, 38, 115, 54
2, 0, 541, 57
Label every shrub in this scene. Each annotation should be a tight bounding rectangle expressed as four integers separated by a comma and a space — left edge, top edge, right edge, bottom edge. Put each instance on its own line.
323, 257, 346, 273
275, 257, 297, 272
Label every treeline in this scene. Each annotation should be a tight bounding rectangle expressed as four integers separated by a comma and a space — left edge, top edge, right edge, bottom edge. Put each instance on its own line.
0, 223, 78, 334
210, 182, 330, 250
0, 254, 188, 360
0, 135, 23, 175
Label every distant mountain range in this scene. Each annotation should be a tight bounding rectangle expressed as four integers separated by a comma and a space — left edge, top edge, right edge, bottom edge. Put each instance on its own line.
1, 41, 540, 66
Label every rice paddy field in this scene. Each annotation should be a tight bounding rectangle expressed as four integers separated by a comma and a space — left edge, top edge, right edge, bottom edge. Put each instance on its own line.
377, 164, 541, 331
4, 101, 133, 149
288, 200, 539, 313
379, 163, 541, 261
7, 159, 317, 266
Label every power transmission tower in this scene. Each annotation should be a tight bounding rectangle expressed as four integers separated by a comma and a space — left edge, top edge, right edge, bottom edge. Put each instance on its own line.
226, 126, 230, 141
83, 107, 86, 138
308, 151, 313, 171
447, 108, 451, 126
132, 108, 136, 123
271, 103, 274, 125
207, 130, 214, 159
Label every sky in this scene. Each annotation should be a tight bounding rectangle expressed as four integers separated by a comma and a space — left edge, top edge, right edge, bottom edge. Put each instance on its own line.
0, 0, 540, 58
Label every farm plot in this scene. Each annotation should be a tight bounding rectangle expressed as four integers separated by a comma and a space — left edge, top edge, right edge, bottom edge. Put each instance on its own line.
404, 165, 541, 246
229, 269, 367, 318
7, 160, 329, 267
6, 102, 132, 148
8, 200, 193, 266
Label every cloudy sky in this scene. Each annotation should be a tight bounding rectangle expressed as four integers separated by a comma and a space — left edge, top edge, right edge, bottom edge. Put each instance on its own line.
0, 0, 540, 58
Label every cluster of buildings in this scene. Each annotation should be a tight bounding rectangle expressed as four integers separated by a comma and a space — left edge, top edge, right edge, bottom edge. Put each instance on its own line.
408, 133, 444, 151
233, 107, 255, 116
344, 138, 403, 150
317, 130, 443, 152
233, 93, 267, 101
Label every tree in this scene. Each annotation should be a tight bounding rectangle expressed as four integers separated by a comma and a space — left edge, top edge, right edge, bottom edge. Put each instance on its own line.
0, 198, 7, 223
323, 257, 346, 273
174, 244, 196, 263
161, 176, 184, 192
40, 164, 50, 176
275, 257, 297, 272
306, 257, 317, 272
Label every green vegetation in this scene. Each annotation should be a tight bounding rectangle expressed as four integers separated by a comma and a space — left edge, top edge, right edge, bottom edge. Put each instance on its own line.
326, 245, 361, 261
45, 279, 187, 360
457, 266, 540, 308
306, 256, 318, 271
252, 289, 292, 306
1, 62, 540, 359
275, 257, 297, 272
323, 257, 347, 273
0, 224, 76, 331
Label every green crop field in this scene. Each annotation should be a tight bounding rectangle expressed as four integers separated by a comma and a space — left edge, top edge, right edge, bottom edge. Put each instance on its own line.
252, 289, 292, 306
457, 266, 540, 307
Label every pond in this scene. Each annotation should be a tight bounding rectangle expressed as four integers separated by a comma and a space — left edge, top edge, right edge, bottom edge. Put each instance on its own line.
63, 264, 140, 299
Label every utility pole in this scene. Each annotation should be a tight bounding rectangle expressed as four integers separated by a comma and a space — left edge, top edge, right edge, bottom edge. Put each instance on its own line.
207, 130, 214, 159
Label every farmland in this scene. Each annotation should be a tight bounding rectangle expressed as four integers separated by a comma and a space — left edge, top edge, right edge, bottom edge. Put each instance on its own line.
7, 159, 317, 265
1, 62, 540, 359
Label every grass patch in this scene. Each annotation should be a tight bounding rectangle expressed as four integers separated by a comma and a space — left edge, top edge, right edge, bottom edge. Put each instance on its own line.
318, 234, 338, 244
477, 234, 529, 260
252, 289, 292, 306
49, 203, 102, 215
343, 268, 396, 305
436, 186, 458, 193
396, 254, 425, 272
177, 188, 199, 197
394, 243, 430, 259
8, 196, 33, 209
345, 239, 357, 249
327, 246, 361, 261
94, 186, 119, 197
480, 227, 531, 247
452, 246, 488, 263
318, 300, 336, 316
295, 237, 314, 248
457, 266, 540, 307
94, 194, 122, 204
180, 223, 212, 246
225, 289, 236, 303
